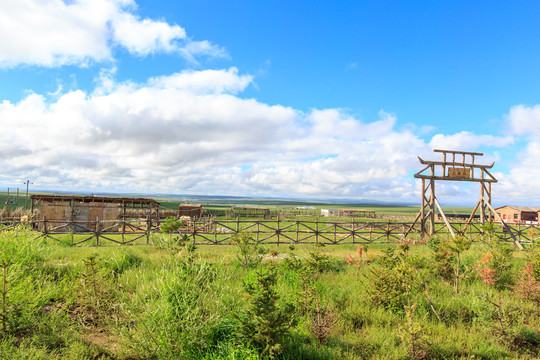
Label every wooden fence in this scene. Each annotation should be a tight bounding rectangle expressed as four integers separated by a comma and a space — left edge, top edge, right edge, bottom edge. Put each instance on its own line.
0, 217, 538, 247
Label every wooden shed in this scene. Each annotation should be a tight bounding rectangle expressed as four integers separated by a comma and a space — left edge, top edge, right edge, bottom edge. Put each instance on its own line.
178, 204, 204, 219
31, 195, 160, 232
337, 209, 376, 218
230, 206, 271, 219
494, 206, 540, 224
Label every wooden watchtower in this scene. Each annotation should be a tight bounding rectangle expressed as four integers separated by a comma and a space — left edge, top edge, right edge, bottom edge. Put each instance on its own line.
414, 149, 497, 238
407, 149, 523, 249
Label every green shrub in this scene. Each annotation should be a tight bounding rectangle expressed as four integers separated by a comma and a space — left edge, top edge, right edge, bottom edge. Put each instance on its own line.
231, 231, 262, 269
103, 252, 143, 279
236, 265, 297, 358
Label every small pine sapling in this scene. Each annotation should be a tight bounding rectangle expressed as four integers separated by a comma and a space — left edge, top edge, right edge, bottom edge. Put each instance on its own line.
513, 263, 540, 305
236, 265, 296, 358
231, 231, 262, 269
309, 289, 336, 346
447, 235, 471, 295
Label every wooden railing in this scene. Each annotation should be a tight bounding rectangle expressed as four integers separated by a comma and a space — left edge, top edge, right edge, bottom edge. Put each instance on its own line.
0, 218, 537, 246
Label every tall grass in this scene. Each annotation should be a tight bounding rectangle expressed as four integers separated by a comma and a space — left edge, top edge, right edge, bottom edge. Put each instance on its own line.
0, 228, 537, 359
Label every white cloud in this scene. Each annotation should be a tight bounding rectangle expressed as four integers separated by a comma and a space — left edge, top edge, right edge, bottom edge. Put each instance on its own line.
0, 0, 225, 67
0, 67, 435, 200
429, 131, 514, 151
505, 104, 540, 137
495, 105, 540, 203
147, 68, 252, 95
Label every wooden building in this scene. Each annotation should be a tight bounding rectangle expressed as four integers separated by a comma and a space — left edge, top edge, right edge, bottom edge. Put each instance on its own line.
494, 206, 540, 223
178, 204, 204, 219
337, 209, 376, 218
230, 206, 271, 219
31, 195, 160, 232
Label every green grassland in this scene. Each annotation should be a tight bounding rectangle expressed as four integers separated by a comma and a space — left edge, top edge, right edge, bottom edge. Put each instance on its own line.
0, 225, 538, 359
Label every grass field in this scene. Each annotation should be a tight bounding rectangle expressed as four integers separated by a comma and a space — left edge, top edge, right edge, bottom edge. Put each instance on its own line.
0, 225, 538, 359
0, 191, 475, 218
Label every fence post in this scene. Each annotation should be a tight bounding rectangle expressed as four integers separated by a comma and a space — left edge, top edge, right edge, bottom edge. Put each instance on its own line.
352, 217, 355, 244
277, 216, 280, 247
316, 217, 319, 245
192, 220, 196, 245
71, 218, 74, 246
146, 215, 152, 245
122, 217, 126, 244
214, 218, 218, 244
386, 220, 390, 243
43, 216, 48, 238
96, 217, 100, 246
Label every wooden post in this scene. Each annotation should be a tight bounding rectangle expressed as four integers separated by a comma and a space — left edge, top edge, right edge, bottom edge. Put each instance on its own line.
430, 177, 435, 237
122, 201, 126, 244
386, 219, 390, 243
480, 179, 485, 226
352, 218, 355, 243
257, 221, 260, 243
420, 179, 426, 239
96, 217, 100, 246
71, 218, 74, 246
316, 217, 319, 245
277, 216, 280, 246
146, 215, 151, 245
334, 221, 337, 244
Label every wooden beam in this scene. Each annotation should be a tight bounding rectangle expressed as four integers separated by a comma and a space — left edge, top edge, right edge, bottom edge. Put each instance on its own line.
433, 197, 456, 238
483, 198, 524, 250
433, 149, 484, 156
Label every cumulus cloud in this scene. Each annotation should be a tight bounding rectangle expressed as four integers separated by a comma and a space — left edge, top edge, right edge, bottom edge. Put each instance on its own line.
0, 0, 225, 67
0, 67, 437, 200
505, 104, 540, 137
429, 131, 514, 151
495, 105, 540, 203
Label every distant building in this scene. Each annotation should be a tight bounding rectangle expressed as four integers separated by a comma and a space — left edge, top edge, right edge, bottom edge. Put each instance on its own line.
30, 195, 160, 232
178, 204, 204, 219
230, 206, 270, 219
320, 209, 338, 217
494, 206, 540, 223
337, 209, 376, 218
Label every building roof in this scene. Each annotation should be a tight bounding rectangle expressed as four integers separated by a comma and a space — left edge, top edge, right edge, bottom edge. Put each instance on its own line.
494, 205, 540, 212
30, 194, 160, 207
179, 204, 202, 208
232, 206, 270, 211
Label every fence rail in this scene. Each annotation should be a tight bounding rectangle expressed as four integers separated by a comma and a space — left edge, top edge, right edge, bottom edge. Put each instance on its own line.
0, 218, 537, 246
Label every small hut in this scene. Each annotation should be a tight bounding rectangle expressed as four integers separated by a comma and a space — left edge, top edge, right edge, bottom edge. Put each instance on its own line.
494, 206, 540, 224
230, 206, 271, 219
178, 204, 204, 219
337, 209, 376, 218
31, 195, 160, 232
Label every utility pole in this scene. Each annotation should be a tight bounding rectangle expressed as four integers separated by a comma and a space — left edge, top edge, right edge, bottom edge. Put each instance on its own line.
24, 180, 33, 211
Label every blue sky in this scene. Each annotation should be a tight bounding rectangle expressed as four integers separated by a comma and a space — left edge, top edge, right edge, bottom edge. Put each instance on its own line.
1, 0, 540, 205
